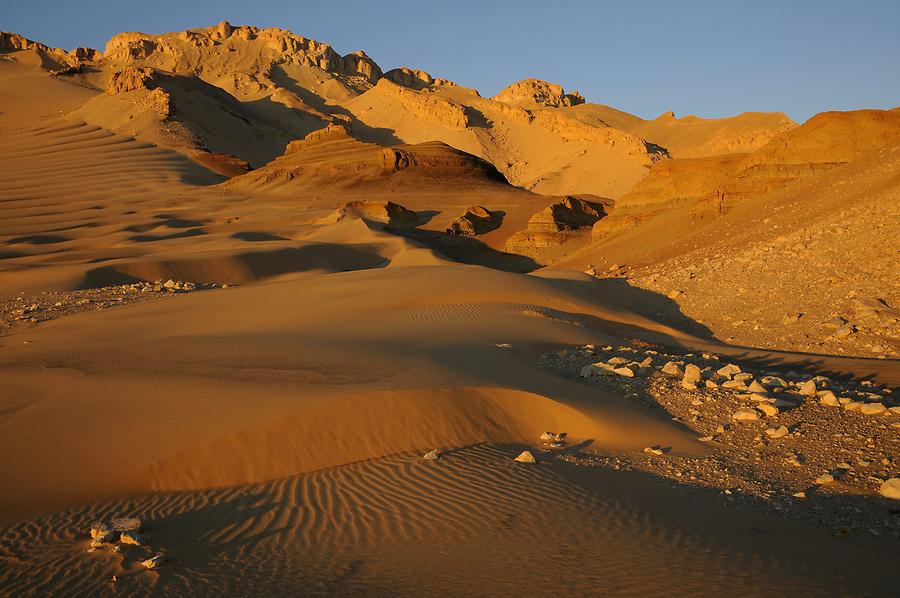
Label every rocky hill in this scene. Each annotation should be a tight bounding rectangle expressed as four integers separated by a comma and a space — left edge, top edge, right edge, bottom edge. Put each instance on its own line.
1, 23, 793, 197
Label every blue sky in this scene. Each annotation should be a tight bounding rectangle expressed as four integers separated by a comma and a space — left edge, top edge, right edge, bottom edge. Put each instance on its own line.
2, 0, 898, 122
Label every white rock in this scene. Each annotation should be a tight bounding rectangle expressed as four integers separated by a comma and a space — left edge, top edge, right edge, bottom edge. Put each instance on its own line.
514, 451, 536, 463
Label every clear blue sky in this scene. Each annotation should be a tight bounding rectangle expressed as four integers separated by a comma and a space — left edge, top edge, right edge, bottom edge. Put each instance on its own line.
3, 0, 898, 122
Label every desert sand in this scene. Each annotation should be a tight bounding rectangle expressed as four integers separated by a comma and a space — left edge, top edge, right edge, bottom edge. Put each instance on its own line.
0, 23, 898, 597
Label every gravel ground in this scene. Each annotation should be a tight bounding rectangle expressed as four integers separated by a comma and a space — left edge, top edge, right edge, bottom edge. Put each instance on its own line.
539, 343, 900, 540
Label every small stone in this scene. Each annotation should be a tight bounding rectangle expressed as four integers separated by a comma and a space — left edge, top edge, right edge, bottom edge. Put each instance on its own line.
747, 380, 768, 394
815, 473, 835, 485
732, 408, 761, 421
782, 312, 801, 325
540, 432, 555, 441
880, 478, 900, 499
661, 361, 683, 377
90, 521, 115, 540
765, 425, 789, 439
514, 451, 536, 463
423, 449, 441, 460
834, 323, 854, 339
722, 379, 747, 389
120, 531, 146, 546
111, 516, 143, 532
141, 554, 166, 569
798, 380, 817, 396
613, 366, 634, 378
792, 491, 807, 499
757, 403, 779, 417
819, 391, 840, 407
698, 436, 714, 442
163, 279, 177, 289
859, 403, 886, 416
704, 379, 718, 389
716, 364, 741, 379
643, 446, 664, 456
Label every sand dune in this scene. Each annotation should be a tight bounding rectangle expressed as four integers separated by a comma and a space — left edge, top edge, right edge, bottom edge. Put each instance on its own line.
2, 444, 895, 596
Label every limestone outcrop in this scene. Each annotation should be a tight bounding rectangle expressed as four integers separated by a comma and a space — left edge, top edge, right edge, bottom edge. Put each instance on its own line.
493, 79, 585, 108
